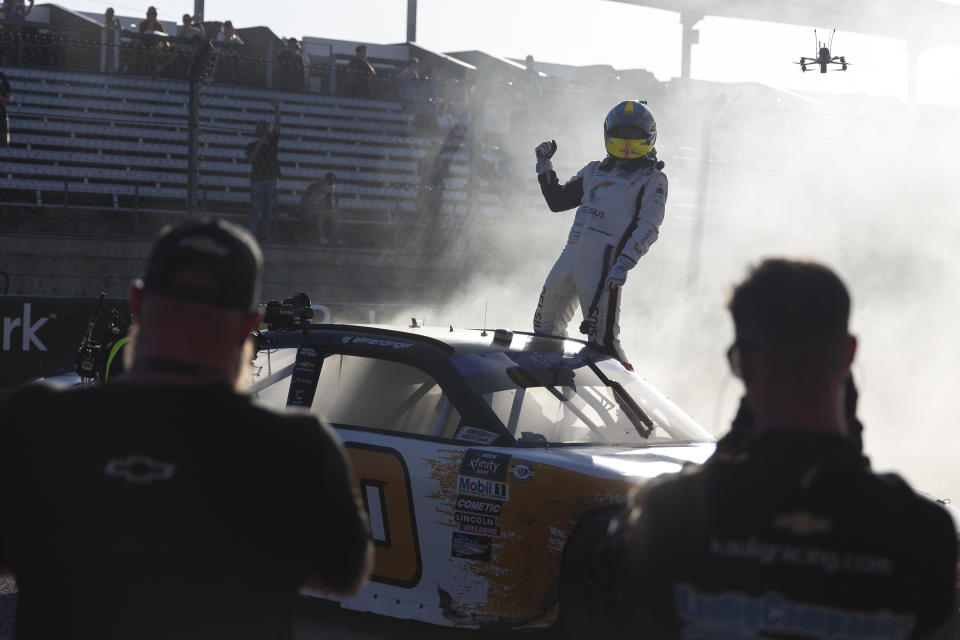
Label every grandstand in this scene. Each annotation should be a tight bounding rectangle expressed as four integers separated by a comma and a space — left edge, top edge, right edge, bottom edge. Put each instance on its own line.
2, 3, 946, 310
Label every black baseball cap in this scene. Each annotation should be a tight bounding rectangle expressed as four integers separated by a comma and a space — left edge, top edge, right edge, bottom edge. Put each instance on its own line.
135, 219, 262, 312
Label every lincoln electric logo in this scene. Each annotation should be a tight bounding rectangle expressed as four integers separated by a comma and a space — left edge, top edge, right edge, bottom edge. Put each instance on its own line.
2, 303, 54, 352
104, 455, 177, 484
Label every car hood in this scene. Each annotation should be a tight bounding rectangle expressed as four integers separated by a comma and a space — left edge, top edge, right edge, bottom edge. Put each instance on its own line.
511, 443, 716, 480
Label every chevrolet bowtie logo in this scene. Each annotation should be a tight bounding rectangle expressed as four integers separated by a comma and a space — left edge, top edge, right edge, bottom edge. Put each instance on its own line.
104, 455, 177, 484
772, 510, 832, 536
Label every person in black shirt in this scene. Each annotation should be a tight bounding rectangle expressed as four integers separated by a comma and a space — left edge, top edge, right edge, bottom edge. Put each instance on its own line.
0, 219, 373, 640
608, 258, 958, 639
345, 44, 375, 98
0, 72, 12, 147
246, 100, 282, 242
300, 171, 343, 245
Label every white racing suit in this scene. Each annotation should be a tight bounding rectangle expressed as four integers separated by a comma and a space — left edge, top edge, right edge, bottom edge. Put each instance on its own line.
533, 156, 667, 364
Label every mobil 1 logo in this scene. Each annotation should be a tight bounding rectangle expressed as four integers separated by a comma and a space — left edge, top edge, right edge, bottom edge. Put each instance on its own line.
457, 475, 509, 501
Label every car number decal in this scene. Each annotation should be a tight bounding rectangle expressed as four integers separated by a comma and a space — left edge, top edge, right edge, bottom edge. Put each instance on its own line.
345, 443, 422, 588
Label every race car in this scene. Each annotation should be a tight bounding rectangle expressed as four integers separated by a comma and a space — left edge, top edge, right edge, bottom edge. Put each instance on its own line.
249, 320, 716, 630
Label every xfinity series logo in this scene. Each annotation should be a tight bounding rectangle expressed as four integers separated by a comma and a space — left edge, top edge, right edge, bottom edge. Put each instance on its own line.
459, 450, 510, 481
2, 303, 53, 352
341, 335, 414, 350
457, 476, 509, 501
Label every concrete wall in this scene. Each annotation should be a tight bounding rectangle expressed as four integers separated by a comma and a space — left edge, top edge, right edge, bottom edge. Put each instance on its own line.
0, 234, 466, 324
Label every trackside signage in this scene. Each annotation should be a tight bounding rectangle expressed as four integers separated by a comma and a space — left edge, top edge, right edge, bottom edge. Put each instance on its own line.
0, 296, 129, 389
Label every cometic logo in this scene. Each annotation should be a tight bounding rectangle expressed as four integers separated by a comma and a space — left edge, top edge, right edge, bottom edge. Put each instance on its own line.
2, 303, 53, 352
455, 496, 503, 516
457, 476, 509, 501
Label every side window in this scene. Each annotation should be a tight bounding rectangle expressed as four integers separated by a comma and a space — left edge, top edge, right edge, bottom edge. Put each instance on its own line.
313, 354, 462, 438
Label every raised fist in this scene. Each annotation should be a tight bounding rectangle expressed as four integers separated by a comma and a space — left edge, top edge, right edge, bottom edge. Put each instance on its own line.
535, 140, 557, 174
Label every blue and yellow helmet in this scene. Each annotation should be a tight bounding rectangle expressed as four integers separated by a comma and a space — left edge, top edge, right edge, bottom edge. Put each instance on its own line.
603, 100, 657, 159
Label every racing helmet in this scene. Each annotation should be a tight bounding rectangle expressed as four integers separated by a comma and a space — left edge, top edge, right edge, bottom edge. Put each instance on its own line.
603, 100, 656, 159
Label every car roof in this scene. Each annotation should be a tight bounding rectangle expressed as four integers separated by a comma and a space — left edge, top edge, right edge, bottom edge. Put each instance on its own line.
265, 323, 608, 359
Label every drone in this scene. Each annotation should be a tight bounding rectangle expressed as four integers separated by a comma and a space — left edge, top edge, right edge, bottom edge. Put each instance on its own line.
795, 29, 850, 73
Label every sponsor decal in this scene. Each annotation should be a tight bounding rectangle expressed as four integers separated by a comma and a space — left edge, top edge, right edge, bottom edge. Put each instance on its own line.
459, 522, 502, 537
772, 511, 832, 536
580, 205, 607, 219
455, 495, 503, 516
459, 449, 510, 481
457, 475, 509, 501
455, 512, 497, 528
287, 344, 322, 408
454, 426, 499, 445
509, 460, 535, 484
451, 532, 491, 561
588, 180, 616, 200
2, 303, 53, 352
340, 335, 414, 350
103, 455, 176, 484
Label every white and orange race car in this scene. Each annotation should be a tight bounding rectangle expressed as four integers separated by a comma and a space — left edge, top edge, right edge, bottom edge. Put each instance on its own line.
250, 322, 716, 630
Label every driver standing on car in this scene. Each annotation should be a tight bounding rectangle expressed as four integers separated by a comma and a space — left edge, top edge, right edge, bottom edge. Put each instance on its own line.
532, 100, 666, 367
0, 218, 373, 640
607, 258, 958, 639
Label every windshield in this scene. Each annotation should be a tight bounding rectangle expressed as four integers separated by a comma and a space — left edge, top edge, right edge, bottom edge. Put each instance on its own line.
453, 351, 712, 445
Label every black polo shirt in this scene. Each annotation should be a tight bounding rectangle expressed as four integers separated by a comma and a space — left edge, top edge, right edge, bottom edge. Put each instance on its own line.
627, 429, 957, 639
0, 382, 370, 640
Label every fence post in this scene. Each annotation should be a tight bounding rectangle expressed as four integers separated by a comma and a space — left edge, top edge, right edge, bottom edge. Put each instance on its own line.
61, 181, 69, 234
133, 185, 140, 237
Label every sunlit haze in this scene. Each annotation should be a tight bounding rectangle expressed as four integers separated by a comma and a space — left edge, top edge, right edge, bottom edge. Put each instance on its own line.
29, 0, 960, 501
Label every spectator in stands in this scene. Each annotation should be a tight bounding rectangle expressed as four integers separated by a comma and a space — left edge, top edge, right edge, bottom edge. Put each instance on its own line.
605, 258, 958, 639
0, 219, 373, 640
103, 7, 120, 29
0, 71, 11, 147
216, 19, 243, 45
3, 0, 33, 22
435, 100, 453, 134
138, 5, 164, 33
276, 37, 304, 92
171, 13, 205, 78
396, 56, 419, 108
245, 100, 282, 242
521, 53, 543, 101
300, 172, 343, 246
176, 13, 204, 39
215, 20, 244, 83
345, 44, 375, 98
2, 0, 33, 64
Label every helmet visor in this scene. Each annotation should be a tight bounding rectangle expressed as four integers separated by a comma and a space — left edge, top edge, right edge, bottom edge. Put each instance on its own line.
605, 137, 653, 159
608, 125, 652, 140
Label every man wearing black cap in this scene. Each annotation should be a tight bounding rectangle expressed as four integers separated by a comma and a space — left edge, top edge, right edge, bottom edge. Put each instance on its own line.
0, 219, 372, 640
602, 258, 957, 639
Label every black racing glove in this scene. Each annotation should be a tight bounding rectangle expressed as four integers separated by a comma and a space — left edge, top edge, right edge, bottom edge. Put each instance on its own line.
535, 139, 557, 174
